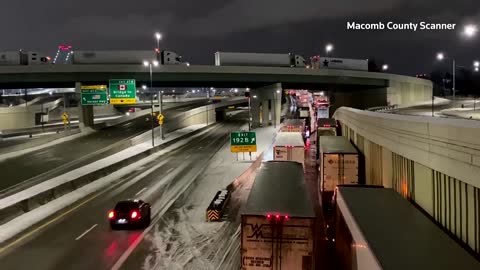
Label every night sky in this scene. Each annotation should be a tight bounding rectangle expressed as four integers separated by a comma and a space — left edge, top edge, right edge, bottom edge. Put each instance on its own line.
1, 0, 478, 75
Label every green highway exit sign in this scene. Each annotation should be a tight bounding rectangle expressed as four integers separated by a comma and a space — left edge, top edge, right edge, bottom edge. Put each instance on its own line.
81, 85, 108, 105
109, 79, 137, 105
230, 131, 257, 152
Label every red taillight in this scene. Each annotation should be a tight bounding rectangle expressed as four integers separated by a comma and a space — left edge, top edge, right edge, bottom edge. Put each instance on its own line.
284, 215, 289, 220
275, 214, 280, 220
266, 214, 272, 220
108, 210, 115, 219
131, 210, 138, 219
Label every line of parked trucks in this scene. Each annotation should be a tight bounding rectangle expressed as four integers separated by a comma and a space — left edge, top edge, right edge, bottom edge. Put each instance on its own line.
0, 50, 369, 71
240, 88, 361, 269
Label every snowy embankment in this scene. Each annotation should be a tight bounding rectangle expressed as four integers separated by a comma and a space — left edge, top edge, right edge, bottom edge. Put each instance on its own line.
0, 128, 95, 162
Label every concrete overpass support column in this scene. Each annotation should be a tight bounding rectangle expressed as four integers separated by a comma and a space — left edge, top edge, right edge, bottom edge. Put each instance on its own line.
252, 83, 282, 127
262, 100, 270, 126
273, 91, 282, 127
250, 97, 260, 128
75, 82, 94, 130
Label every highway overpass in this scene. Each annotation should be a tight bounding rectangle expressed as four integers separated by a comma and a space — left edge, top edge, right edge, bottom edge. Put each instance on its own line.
0, 64, 432, 129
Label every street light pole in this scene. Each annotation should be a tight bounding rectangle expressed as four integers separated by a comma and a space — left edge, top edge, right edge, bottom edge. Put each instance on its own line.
159, 90, 164, 140
149, 63, 154, 147
452, 58, 456, 101
248, 97, 251, 131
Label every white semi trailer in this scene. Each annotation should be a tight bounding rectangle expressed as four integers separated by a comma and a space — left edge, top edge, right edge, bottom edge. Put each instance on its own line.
72, 50, 183, 65
310, 55, 368, 71
273, 132, 305, 167
215, 52, 306, 67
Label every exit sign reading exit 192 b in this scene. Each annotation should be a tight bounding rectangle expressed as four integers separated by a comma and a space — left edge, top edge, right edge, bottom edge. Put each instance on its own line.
230, 131, 257, 152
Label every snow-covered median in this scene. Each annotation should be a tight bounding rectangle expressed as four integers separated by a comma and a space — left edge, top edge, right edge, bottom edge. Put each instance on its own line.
0, 128, 95, 162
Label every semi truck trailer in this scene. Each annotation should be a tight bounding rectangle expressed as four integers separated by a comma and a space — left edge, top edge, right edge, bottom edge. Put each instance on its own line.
335, 186, 480, 270
310, 56, 368, 71
273, 132, 305, 167
215, 52, 306, 67
72, 50, 182, 65
0, 51, 50, 65
280, 119, 305, 133
318, 136, 359, 209
241, 161, 316, 270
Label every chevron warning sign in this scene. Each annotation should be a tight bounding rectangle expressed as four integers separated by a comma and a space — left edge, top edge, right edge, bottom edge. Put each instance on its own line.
207, 210, 220, 221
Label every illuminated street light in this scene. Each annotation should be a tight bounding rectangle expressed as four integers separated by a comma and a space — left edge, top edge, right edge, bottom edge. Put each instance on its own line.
474, 61, 480, 68
325, 44, 334, 56
463, 24, 477, 38
142, 85, 147, 90
154, 32, 162, 49
436, 52, 455, 99
382, 64, 389, 71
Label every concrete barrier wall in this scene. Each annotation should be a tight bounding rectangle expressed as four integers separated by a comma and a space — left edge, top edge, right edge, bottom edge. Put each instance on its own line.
386, 76, 432, 106
334, 107, 480, 256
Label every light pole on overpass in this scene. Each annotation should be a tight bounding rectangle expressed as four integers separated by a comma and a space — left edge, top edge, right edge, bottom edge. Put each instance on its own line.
274, 89, 280, 128
436, 52, 456, 101
325, 43, 334, 57
144, 60, 159, 147
154, 32, 162, 51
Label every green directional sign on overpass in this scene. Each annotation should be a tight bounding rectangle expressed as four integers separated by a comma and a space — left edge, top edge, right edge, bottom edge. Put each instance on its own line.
109, 79, 137, 105
230, 131, 257, 152
81, 85, 108, 105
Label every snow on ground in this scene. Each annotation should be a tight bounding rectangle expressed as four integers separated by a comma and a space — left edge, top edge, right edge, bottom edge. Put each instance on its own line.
0, 131, 58, 142
0, 124, 213, 244
395, 97, 450, 109
0, 128, 95, 162
141, 125, 278, 270
440, 108, 480, 120
0, 124, 208, 210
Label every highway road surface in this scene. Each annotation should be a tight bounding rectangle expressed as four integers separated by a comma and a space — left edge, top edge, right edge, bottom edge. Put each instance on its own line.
0, 101, 208, 194
0, 120, 243, 270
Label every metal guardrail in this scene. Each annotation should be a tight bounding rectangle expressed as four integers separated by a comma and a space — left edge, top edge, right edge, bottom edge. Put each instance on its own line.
366, 105, 397, 112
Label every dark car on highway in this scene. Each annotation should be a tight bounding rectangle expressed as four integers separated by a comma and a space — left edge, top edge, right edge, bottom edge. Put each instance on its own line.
108, 199, 151, 229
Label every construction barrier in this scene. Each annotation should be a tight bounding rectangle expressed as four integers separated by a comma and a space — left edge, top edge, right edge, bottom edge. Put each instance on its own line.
206, 189, 230, 222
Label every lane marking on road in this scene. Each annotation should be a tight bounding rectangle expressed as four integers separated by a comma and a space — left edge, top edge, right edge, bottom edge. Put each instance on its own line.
111, 126, 232, 270
185, 154, 191, 159
166, 167, 174, 174
135, 187, 147, 196
75, 224, 98, 241
0, 124, 221, 256
198, 146, 203, 150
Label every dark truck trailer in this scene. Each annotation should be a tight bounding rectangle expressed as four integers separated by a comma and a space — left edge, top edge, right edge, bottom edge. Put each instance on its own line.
241, 161, 316, 270
335, 186, 480, 270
